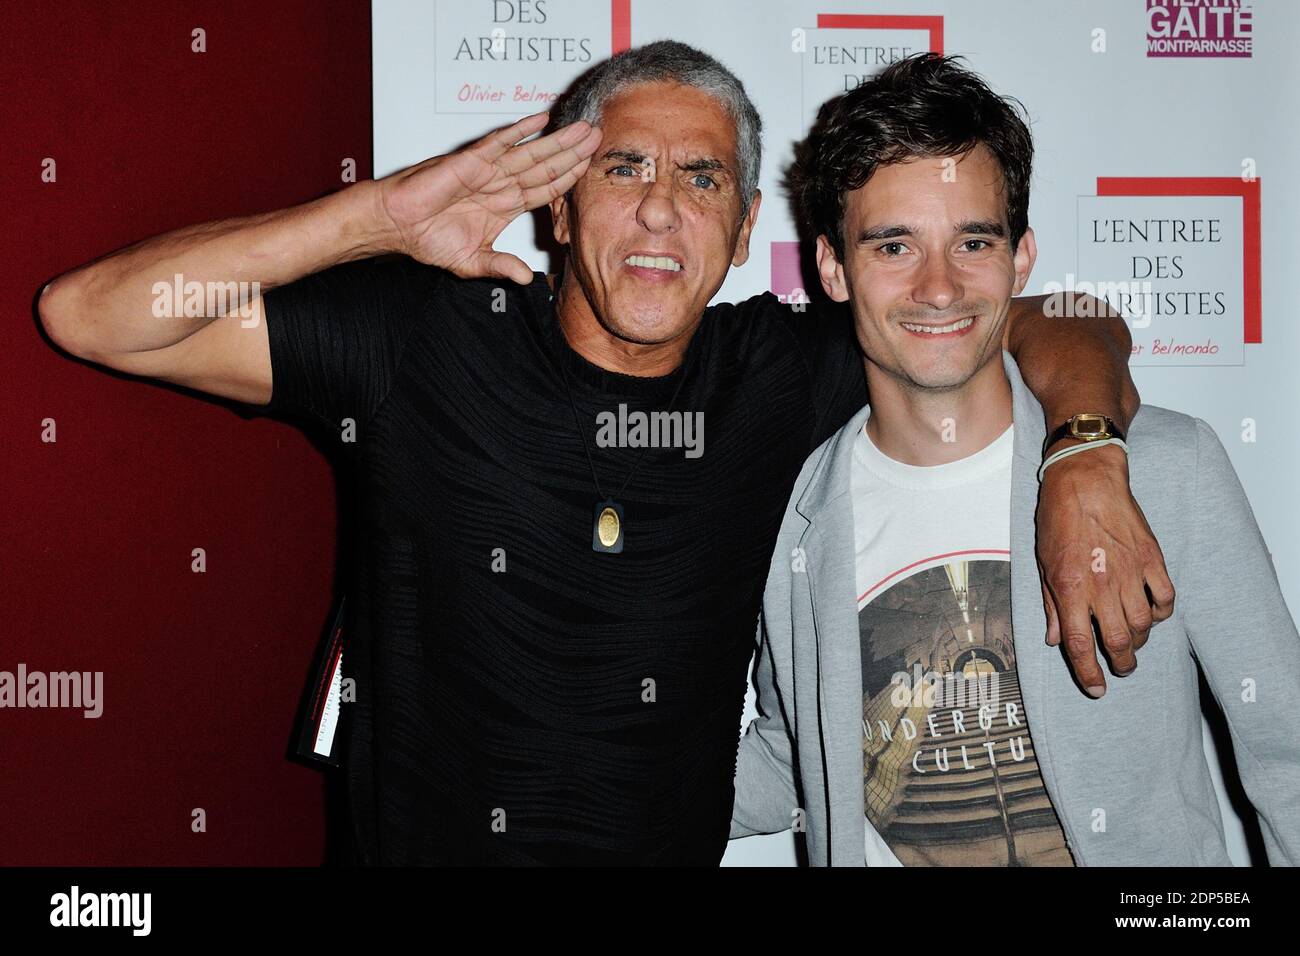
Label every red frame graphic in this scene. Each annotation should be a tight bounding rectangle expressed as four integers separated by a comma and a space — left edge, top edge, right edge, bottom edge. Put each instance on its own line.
1096, 177, 1261, 343
816, 13, 944, 54
612, 0, 631, 53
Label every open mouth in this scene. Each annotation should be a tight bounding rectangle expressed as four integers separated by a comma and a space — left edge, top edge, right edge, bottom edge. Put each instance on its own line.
623, 254, 683, 274
900, 315, 976, 337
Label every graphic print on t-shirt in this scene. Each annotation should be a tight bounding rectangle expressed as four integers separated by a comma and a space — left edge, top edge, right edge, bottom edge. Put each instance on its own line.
860, 555, 1073, 866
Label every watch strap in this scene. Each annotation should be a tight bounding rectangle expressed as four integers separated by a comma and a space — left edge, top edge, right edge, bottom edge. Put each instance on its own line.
1042, 414, 1127, 458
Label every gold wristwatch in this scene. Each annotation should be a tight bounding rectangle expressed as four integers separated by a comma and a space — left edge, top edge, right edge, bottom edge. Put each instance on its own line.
1042, 413, 1126, 458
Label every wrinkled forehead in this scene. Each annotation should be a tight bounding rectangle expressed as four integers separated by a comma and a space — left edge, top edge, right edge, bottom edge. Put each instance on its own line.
596, 81, 740, 166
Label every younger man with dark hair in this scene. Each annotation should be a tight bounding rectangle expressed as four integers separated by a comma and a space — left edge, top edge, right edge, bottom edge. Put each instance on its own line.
732, 53, 1300, 866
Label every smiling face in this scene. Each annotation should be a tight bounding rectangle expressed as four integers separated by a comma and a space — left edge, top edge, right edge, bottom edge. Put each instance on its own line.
816, 144, 1035, 393
550, 81, 761, 355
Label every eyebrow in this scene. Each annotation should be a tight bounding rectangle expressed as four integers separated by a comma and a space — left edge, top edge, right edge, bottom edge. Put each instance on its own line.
599, 150, 731, 175
858, 219, 1006, 242
601, 149, 648, 164
680, 158, 728, 174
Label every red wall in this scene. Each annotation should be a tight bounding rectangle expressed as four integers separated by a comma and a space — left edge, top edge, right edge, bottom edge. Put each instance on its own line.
1, 1, 372, 864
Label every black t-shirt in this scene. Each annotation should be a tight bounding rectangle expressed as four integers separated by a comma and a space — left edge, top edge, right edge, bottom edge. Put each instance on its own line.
260, 255, 866, 864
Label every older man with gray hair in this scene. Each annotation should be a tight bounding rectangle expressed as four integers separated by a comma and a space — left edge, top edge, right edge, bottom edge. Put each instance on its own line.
38, 40, 1167, 865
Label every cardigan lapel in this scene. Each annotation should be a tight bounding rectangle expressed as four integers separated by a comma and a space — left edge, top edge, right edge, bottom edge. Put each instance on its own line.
1002, 350, 1087, 861
795, 403, 872, 864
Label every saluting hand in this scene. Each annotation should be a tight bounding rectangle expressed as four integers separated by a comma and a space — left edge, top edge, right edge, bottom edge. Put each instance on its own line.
377, 111, 602, 284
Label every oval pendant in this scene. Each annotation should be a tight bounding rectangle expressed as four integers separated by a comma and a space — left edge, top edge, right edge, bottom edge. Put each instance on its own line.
592, 500, 625, 553
597, 507, 620, 547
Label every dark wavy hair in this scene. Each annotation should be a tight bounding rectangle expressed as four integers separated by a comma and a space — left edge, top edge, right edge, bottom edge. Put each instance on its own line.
792, 53, 1033, 260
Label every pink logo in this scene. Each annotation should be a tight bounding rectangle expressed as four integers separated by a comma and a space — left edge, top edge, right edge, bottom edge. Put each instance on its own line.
1147, 0, 1253, 58
770, 242, 812, 304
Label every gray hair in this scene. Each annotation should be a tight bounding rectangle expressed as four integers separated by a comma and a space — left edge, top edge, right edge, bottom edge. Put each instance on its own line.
553, 40, 763, 216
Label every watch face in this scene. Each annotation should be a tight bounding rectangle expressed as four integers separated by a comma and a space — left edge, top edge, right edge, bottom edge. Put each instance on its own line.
1071, 414, 1108, 438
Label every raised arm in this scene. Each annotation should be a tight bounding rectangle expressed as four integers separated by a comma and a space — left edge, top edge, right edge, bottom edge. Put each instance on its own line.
37, 112, 601, 405
1004, 291, 1139, 440
1004, 292, 1176, 697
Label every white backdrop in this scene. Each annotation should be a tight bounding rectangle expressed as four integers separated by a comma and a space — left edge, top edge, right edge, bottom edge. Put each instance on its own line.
373, 0, 1299, 866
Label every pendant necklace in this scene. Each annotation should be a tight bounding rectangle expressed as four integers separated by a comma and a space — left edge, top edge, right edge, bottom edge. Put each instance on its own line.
555, 333, 695, 554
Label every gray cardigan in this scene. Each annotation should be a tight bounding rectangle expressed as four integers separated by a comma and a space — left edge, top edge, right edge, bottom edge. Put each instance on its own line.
731, 350, 1300, 866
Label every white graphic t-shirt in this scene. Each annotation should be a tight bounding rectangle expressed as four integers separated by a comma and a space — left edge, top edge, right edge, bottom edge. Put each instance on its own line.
852, 411, 1073, 867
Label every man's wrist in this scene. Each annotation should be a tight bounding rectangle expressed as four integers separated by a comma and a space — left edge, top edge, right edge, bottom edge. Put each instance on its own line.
337, 179, 404, 260
1041, 436, 1129, 468
1041, 410, 1128, 458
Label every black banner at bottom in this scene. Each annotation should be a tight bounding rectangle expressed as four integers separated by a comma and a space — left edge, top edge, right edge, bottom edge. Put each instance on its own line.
0, 865, 1286, 940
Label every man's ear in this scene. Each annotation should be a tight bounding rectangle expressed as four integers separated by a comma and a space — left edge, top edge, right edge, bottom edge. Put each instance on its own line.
1003, 226, 1040, 351
730, 189, 763, 267
815, 234, 849, 302
1011, 225, 1037, 296
550, 192, 571, 246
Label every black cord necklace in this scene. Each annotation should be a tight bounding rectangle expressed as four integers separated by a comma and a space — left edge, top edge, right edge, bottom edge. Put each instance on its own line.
554, 321, 695, 554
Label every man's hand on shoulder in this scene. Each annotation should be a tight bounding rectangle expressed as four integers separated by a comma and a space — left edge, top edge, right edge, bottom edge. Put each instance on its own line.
1035, 442, 1176, 697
